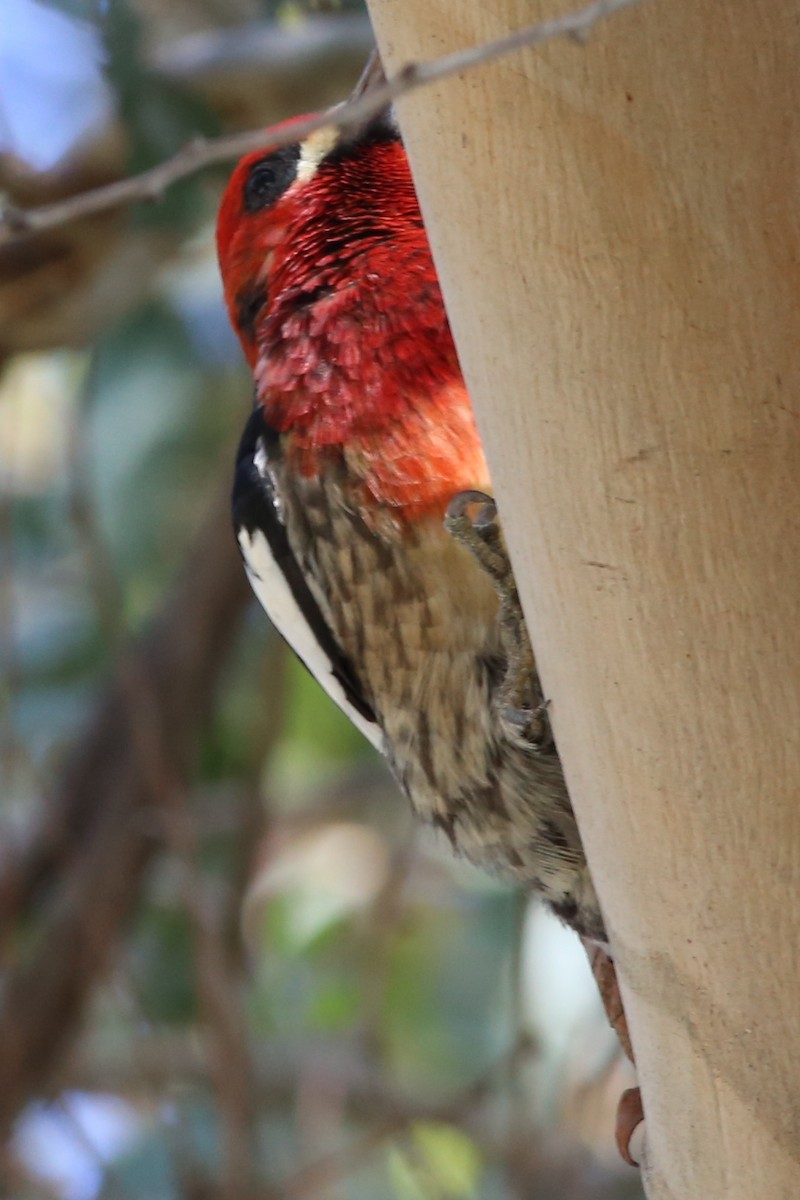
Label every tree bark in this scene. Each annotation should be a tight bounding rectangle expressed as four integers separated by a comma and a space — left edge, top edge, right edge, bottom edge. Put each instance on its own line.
366, 1, 800, 1196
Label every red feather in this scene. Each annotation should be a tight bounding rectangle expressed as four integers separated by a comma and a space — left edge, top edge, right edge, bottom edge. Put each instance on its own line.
217, 127, 489, 519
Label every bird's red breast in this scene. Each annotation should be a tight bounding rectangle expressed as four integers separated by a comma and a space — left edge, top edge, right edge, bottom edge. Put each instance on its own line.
217, 122, 489, 521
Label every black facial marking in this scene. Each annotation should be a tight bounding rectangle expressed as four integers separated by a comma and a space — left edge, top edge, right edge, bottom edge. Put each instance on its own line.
243, 144, 301, 214
235, 285, 268, 341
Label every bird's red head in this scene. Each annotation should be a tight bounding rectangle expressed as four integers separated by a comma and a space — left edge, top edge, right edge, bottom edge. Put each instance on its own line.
217, 112, 489, 514
216, 114, 316, 369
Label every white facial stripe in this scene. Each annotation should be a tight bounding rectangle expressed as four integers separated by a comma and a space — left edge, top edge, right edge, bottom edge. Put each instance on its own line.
296, 126, 339, 184
237, 526, 383, 752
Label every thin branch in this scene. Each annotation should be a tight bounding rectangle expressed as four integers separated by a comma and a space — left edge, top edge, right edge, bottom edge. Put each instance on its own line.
0, 0, 646, 245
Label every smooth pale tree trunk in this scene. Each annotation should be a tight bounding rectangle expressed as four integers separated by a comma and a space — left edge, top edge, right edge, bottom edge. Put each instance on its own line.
366, 1, 800, 1196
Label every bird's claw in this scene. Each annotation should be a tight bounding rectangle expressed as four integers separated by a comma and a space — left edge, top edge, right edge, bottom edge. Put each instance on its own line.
445, 489, 495, 525
446, 489, 551, 754
444, 491, 509, 586
502, 699, 553, 752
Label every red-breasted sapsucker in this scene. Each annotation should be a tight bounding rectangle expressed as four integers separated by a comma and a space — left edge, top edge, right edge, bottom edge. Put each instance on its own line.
217, 111, 604, 942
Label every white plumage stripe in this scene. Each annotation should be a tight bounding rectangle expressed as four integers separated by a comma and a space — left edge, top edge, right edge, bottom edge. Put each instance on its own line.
237, 525, 384, 752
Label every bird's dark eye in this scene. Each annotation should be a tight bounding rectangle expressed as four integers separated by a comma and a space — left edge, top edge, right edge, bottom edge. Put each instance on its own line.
243, 144, 301, 214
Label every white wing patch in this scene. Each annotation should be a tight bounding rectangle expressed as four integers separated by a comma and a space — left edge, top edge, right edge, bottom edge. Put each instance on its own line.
238, 526, 384, 753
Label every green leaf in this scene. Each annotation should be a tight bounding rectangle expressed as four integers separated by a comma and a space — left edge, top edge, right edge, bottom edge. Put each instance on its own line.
411, 1123, 482, 1198
309, 979, 361, 1030
387, 1123, 482, 1200
268, 655, 373, 795
388, 1147, 430, 1200
131, 906, 197, 1024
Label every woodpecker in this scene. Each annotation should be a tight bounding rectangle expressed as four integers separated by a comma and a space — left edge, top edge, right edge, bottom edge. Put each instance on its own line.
217, 111, 604, 942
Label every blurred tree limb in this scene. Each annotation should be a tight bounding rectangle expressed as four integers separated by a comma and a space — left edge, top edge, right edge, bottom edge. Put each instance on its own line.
0, 482, 251, 1133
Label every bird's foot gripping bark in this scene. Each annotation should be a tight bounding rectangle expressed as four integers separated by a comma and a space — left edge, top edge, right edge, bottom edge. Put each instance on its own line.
445, 490, 552, 752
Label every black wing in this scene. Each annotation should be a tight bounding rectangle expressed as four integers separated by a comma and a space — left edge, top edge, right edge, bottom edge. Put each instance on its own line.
232, 406, 380, 746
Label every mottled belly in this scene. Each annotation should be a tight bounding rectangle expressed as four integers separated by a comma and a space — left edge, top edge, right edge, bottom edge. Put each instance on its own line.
279, 466, 602, 940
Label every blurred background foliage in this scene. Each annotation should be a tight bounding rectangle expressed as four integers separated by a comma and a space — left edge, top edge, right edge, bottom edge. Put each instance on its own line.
0, 2, 642, 1197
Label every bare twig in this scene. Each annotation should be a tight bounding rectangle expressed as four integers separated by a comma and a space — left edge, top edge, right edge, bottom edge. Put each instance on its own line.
0, 0, 645, 245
